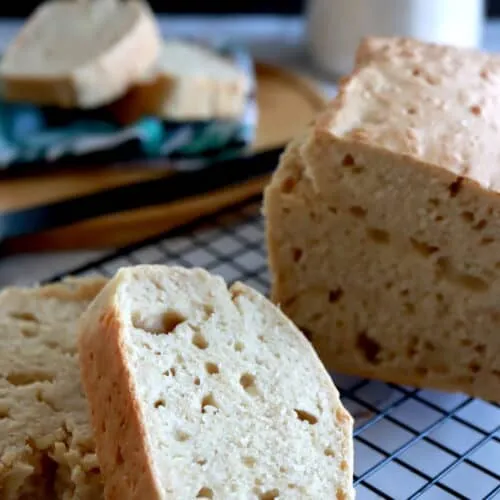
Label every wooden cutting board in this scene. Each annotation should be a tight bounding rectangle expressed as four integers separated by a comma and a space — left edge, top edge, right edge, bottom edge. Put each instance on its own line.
1, 63, 327, 253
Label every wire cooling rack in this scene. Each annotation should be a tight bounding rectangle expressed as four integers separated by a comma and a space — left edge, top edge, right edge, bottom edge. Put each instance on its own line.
46, 197, 500, 500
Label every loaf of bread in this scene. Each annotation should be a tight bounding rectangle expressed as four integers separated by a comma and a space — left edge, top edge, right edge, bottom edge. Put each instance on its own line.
111, 40, 250, 123
264, 36, 500, 403
0, 0, 161, 109
78, 265, 354, 499
0, 277, 107, 499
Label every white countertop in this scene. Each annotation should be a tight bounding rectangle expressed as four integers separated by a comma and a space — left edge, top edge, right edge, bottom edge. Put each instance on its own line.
1, 15, 500, 286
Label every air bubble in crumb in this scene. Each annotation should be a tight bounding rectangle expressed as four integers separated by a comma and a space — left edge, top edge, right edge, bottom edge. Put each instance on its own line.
175, 430, 190, 442
205, 362, 219, 375
294, 409, 318, 425
193, 332, 209, 350
154, 399, 166, 409
201, 394, 218, 413
324, 447, 335, 457
243, 456, 256, 468
196, 487, 213, 498
194, 377, 201, 386
234, 341, 244, 352
240, 373, 258, 396
259, 489, 280, 500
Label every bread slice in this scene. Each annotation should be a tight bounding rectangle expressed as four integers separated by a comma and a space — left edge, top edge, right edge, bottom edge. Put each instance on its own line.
0, 0, 161, 109
264, 36, 500, 403
78, 265, 354, 499
0, 277, 107, 499
111, 40, 250, 123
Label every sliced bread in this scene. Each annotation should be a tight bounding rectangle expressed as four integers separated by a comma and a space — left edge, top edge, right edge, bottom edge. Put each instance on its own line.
0, 0, 161, 109
78, 265, 354, 499
0, 277, 107, 499
111, 40, 250, 123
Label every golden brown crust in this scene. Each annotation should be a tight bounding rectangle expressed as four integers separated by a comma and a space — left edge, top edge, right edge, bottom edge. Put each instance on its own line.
79, 289, 162, 500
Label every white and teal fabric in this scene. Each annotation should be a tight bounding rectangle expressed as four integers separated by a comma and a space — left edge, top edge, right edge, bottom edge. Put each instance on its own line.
0, 43, 257, 170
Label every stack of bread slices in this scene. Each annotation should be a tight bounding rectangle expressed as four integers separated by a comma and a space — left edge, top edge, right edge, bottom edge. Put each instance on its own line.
0, 0, 250, 123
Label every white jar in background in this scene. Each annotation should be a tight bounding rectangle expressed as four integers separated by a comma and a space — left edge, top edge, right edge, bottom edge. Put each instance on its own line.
305, 0, 485, 78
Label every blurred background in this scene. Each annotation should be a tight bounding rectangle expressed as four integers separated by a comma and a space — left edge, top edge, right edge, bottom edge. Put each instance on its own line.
0, 0, 499, 16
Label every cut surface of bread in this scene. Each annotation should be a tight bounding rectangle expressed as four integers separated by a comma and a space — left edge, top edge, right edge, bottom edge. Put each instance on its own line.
78, 265, 354, 499
0, 0, 161, 108
111, 40, 250, 123
264, 36, 500, 403
0, 277, 107, 499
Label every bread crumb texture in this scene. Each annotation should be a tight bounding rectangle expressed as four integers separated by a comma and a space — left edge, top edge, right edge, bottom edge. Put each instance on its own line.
0, 278, 106, 499
264, 37, 500, 403
79, 265, 354, 499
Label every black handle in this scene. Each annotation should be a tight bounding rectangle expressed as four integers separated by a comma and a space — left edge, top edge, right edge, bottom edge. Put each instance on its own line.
0, 147, 283, 240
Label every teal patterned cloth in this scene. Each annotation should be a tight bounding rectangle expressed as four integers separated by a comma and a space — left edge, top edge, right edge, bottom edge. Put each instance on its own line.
0, 44, 257, 170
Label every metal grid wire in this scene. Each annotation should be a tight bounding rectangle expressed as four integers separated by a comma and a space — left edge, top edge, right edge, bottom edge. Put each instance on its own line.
47, 197, 500, 500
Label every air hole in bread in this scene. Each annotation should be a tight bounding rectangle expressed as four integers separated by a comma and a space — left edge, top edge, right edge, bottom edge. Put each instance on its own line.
193, 332, 209, 350
406, 336, 419, 358
342, 154, 354, 166
406, 107, 417, 115
410, 238, 439, 257
132, 310, 186, 335
328, 206, 338, 214
356, 331, 381, 364
196, 487, 214, 498
461, 211, 474, 223
21, 326, 37, 338
493, 370, 500, 379
203, 304, 215, 318
163, 367, 176, 377
340, 460, 349, 472
259, 488, 280, 500
468, 361, 481, 373
292, 247, 303, 262
154, 399, 166, 409
473, 219, 487, 231
349, 206, 366, 218
336, 487, 348, 500
194, 377, 201, 385
412, 67, 421, 76
470, 105, 482, 116
336, 408, 349, 424
328, 288, 343, 304
367, 228, 390, 244
175, 430, 190, 442
424, 341, 435, 352
234, 341, 244, 352
294, 409, 318, 425
115, 446, 124, 466
480, 236, 494, 245
324, 447, 335, 457
448, 177, 464, 198
7, 371, 54, 386
205, 362, 219, 375
242, 456, 256, 468
281, 176, 297, 194
0, 408, 10, 419
197, 457, 207, 466
240, 373, 258, 396
201, 394, 218, 413
142, 342, 152, 351
9, 311, 38, 323
474, 344, 486, 354
416, 366, 428, 376
404, 301, 416, 315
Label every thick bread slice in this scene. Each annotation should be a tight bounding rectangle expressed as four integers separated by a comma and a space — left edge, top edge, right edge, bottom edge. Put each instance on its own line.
78, 265, 354, 499
264, 36, 500, 403
111, 40, 249, 123
0, 277, 107, 500
0, 0, 161, 109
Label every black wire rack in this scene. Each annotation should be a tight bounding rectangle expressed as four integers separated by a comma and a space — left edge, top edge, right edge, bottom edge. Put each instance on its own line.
45, 196, 500, 500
